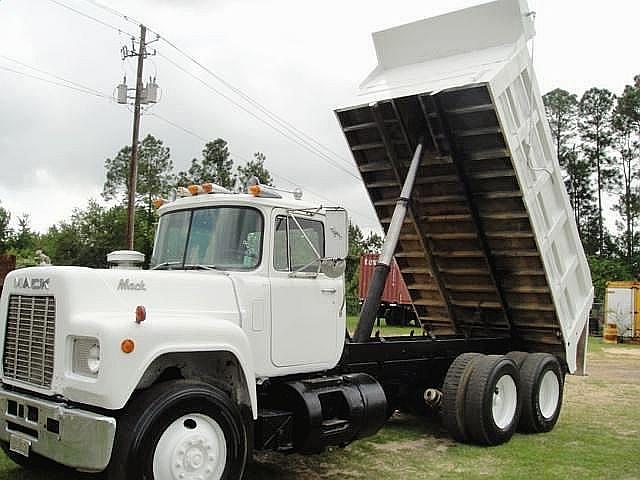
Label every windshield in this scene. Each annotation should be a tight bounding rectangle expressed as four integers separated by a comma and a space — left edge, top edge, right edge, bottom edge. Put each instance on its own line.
151, 207, 263, 270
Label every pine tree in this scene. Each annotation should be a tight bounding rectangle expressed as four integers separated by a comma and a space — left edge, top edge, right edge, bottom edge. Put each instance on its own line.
543, 88, 579, 168
177, 139, 235, 189
612, 79, 640, 259
579, 88, 617, 254
102, 134, 175, 258
236, 152, 274, 187
542, 88, 592, 231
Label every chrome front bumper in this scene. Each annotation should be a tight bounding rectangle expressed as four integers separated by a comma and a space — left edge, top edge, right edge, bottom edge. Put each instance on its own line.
0, 387, 116, 472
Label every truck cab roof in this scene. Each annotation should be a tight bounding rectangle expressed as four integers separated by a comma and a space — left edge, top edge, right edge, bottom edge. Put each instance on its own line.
157, 191, 326, 216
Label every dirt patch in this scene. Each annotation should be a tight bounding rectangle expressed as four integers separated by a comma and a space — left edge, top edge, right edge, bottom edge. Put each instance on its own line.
602, 347, 640, 357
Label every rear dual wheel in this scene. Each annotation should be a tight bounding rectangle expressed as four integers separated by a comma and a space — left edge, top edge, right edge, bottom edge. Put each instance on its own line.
442, 354, 521, 445
517, 353, 564, 433
463, 355, 521, 445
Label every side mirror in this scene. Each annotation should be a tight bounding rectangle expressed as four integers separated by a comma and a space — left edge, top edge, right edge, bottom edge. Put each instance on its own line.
324, 208, 348, 260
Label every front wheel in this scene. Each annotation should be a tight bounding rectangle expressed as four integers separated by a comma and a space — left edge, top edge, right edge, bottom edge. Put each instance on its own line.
107, 380, 248, 480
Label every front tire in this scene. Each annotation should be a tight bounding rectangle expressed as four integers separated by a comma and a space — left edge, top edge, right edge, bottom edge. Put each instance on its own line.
107, 380, 248, 480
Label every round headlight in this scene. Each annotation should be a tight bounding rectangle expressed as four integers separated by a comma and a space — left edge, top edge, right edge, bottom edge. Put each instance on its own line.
87, 344, 101, 374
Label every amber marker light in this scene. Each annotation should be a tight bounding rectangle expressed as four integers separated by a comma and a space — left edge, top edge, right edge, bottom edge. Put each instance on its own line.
135, 305, 146, 323
187, 184, 203, 195
152, 198, 165, 209
202, 183, 214, 193
121, 339, 135, 354
248, 184, 261, 196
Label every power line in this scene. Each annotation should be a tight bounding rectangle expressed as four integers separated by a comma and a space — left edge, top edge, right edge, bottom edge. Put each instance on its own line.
148, 112, 208, 142
155, 35, 356, 168
0, 64, 112, 100
0, 57, 378, 224
25, 2, 377, 223
0, 55, 111, 99
70, 0, 361, 178
43, 0, 137, 37
157, 51, 362, 181
147, 112, 378, 223
78, 0, 141, 26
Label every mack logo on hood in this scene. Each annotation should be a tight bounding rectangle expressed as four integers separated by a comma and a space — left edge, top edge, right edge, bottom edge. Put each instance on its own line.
14, 277, 50, 290
117, 279, 147, 291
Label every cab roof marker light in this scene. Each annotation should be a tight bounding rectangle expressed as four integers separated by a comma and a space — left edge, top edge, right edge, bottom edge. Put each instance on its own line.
176, 186, 191, 197
187, 184, 204, 195
202, 183, 232, 194
152, 198, 166, 209
247, 177, 302, 200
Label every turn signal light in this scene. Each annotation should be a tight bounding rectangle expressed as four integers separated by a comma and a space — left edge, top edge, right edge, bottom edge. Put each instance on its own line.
121, 339, 135, 354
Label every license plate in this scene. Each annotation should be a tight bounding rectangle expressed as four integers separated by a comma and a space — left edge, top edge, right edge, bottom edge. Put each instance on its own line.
9, 434, 30, 458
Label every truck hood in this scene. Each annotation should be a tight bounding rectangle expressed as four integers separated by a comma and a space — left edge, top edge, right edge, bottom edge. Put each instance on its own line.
0, 266, 247, 409
2, 266, 240, 327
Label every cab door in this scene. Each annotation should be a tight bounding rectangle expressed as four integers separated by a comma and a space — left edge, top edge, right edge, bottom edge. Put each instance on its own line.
269, 210, 341, 367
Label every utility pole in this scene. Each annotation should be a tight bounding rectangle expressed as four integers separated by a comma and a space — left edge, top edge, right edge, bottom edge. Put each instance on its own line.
125, 24, 146, 250
117, 25, 159, 251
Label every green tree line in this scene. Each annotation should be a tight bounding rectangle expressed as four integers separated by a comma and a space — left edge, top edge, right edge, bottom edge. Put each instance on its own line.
543, 74, 640, 299
0, 135, 273, 268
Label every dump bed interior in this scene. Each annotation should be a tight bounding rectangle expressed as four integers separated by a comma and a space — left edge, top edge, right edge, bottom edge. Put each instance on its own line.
336, 0, 593, 372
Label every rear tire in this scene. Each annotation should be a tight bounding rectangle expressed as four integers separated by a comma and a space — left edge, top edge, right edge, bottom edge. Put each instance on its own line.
518, 353, 564, 433
441, 353, 485, 442
107, 380, 248, 480
464, 355, 521, 446
505, 351, 529, 369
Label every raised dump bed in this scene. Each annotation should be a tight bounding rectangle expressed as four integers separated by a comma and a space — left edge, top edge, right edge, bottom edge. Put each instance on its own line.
336, 0, 593, 373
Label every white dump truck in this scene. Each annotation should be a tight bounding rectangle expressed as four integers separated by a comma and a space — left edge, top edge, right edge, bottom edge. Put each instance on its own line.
0, 1, 592, 479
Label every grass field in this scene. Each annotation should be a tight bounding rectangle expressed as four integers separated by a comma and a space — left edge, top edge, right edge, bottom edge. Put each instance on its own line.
346, 314, 418, 337
1, 337, 639, 479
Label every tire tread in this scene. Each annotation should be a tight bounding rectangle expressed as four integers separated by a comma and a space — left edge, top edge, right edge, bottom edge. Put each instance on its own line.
441, 353, 484, 442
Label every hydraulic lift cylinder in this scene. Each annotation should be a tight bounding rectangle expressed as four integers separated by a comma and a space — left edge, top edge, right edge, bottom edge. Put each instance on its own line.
353, 140, 424, 343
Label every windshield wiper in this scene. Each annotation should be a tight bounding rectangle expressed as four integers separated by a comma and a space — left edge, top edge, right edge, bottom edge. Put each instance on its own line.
151, 261, 183, 270
184, 264, 221, 271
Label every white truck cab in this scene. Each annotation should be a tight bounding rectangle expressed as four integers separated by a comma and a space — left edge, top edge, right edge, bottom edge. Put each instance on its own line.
0, 184, 355, 477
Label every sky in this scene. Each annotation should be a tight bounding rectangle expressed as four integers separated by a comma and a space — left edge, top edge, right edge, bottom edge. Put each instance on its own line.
0, 0, 638, 234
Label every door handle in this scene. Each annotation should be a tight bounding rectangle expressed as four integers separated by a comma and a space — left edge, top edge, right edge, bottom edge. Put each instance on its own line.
321, 288, 337, 294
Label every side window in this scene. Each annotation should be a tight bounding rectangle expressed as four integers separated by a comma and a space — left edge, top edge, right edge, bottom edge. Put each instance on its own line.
273, 216, 325, 272
274, 216, 289, 270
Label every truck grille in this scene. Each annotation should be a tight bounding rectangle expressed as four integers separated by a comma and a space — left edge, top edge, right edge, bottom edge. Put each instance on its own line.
3, 295, 56, 388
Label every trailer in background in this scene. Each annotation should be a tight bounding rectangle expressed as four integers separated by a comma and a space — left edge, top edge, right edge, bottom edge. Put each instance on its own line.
358, 253, 416, 326
604, 281, 640, 342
